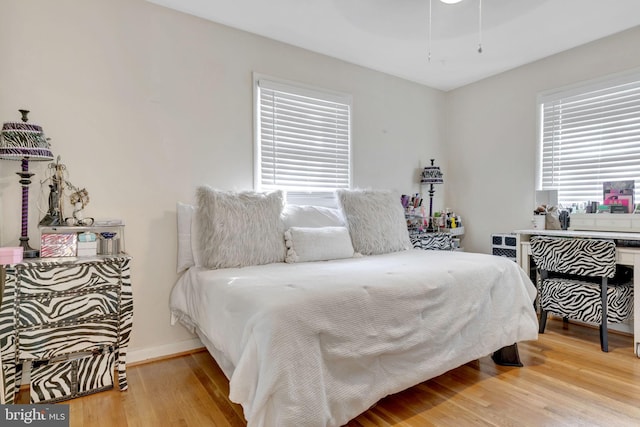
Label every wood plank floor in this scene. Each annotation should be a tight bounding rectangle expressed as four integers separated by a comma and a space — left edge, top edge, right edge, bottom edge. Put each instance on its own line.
17, 318, 640, 426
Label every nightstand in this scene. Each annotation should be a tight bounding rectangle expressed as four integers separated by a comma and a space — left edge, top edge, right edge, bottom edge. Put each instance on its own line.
0, 255, 133, 404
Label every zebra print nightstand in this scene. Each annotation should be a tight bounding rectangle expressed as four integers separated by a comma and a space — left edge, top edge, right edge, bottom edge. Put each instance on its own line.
0, 255, 133, 404
409, 228, 465, 251
409, 231, 453, 250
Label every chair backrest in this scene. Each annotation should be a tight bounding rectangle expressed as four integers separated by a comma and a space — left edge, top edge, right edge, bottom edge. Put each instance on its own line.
530, 236, 616, 278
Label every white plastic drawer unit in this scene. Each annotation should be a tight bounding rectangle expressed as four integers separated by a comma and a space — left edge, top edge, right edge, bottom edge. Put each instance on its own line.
0, 256, 133, 404
492, 233, 517, 261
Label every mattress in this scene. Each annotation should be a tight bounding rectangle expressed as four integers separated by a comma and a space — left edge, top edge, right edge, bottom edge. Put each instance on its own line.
170, 249, 538, 427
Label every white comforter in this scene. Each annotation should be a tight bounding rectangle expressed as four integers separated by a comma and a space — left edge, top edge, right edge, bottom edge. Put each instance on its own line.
170, 249, 538, 427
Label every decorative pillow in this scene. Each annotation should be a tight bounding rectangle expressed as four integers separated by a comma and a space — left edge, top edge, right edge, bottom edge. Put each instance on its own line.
282, 204, 345, 229
196, 187, 286, 269
336, 189, 411, 255
284, 226, 356, 263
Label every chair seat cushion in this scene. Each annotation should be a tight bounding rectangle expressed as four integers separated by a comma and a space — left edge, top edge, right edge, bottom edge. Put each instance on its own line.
541, 279, 633, 324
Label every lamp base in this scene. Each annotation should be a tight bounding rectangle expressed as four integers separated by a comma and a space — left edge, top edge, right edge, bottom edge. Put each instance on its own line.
20, 237, 39, 258
427, 185, 437, 232
426, 219, 438, 233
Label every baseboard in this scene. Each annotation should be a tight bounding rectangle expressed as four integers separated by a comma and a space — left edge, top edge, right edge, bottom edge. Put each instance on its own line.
127, 337, 204, 365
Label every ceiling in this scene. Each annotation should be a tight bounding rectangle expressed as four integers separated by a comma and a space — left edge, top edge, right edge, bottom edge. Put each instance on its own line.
147, 0, 640, 91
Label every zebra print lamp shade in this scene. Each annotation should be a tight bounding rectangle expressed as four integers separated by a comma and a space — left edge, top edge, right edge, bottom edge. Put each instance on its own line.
0, 110, 53, 160
0, 109, 54, 258
420, 160, 444, 185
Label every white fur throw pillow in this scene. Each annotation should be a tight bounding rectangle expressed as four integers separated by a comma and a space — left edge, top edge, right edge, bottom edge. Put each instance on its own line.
284, 226, 355, 263
196, 187, 286, 269
336, 189, 411, 255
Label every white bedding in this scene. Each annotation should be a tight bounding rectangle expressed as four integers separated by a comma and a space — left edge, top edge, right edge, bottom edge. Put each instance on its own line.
170, 249, 538, 427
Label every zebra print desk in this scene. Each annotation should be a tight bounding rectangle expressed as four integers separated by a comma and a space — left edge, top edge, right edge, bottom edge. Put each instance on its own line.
515, 229, 640, 357
0, 255, 133, 403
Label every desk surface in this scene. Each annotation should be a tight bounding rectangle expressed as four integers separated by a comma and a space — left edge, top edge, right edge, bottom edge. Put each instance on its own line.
514, 229, 640, 241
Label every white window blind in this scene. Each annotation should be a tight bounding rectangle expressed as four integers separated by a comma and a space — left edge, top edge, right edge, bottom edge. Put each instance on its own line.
539, 72, 640, 207
255, 78, 351, 201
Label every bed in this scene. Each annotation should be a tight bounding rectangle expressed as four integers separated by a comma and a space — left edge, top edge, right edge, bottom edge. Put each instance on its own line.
170, 188, 539, 427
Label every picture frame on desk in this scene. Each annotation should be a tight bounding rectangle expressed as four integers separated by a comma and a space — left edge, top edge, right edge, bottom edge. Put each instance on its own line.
603, 180, 634, 213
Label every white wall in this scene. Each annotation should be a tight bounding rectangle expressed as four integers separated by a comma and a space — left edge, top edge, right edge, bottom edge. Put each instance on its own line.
0, 0, 445, 360
445, 26, 640, 254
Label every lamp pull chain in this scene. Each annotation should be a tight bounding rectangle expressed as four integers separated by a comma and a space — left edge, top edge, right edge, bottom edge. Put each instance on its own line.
478, 0, 483, 54
427, 0, 432, 62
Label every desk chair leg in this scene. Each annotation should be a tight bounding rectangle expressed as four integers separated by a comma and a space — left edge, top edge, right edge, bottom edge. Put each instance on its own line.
600, 324, 609, 352
600, 279, 609, 352
539, 310, 548, 333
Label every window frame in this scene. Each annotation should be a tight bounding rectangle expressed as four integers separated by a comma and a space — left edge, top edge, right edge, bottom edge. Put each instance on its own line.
253, 73, 352, 206
536, 68, 640, 208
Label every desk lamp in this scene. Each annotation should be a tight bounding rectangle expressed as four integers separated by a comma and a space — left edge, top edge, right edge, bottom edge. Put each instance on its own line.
420, 159, 444, 232
0, 110, 54, 257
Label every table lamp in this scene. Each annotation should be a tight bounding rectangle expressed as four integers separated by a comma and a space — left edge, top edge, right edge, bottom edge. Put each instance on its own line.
420, 159, 444, 232
0, 110, 54, 258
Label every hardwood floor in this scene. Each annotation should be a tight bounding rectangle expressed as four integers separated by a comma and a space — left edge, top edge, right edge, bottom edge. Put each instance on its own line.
18, 318, 640, 426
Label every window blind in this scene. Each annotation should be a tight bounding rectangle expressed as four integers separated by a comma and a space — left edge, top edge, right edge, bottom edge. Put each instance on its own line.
256, 78, 351, 198
539, 72, 640, 207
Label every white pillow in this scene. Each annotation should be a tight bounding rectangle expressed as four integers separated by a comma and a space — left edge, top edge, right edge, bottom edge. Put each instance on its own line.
196, 187, 286, 269
176, 202, 195, 273
336, 189, 411, 255
176, 202, 203, 273
282, 205, 345, 229
284, 226, 355, 263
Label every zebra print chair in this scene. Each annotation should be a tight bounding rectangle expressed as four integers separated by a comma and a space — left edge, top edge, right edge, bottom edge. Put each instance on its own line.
530, 236, 633, 352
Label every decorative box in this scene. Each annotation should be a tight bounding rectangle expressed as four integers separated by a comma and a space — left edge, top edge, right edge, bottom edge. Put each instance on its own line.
0, 247, 23, 264
77, 241, 98, 257
78, 232, 97, 242
39, 224, 126, 254
40, 233, 78, 257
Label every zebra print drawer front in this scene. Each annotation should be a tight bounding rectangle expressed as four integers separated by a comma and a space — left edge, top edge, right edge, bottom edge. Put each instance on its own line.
30, 349, 115, 403
18, 318, 119, 360
17, 288, 119, 328
16, 262, 124, 295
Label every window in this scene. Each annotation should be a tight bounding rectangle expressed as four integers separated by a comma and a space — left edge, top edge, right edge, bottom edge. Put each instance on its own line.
538, 70, 640, 208
254, 75, 351, 205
